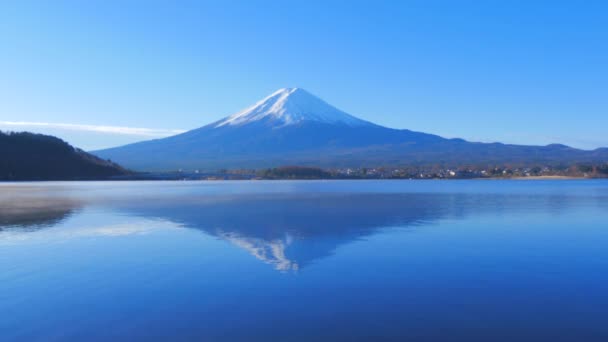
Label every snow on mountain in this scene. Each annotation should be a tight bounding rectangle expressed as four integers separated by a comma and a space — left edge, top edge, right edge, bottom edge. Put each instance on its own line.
215, 88, 371, 128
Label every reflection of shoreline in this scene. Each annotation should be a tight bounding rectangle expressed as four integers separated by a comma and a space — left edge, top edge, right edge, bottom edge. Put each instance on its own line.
0, 198, 80, 230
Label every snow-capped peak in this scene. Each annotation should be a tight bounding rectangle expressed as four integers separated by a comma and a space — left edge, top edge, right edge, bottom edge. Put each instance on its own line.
215, 88, 371, 128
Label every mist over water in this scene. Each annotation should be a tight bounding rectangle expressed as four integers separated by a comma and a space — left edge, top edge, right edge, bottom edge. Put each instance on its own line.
1, 180, 607, 341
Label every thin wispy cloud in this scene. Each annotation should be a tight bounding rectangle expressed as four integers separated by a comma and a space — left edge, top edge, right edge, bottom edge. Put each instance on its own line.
0, 121, 186, 137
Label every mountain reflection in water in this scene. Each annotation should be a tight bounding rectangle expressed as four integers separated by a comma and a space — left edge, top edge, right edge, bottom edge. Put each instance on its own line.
2, 182, 606, 272
2, 181, 608, 341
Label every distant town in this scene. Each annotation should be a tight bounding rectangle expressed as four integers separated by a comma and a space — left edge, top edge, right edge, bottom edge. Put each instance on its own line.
126, 164, 608, 181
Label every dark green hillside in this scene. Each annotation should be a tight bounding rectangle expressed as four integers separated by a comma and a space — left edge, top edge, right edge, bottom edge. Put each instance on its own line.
0, 131, 129, 180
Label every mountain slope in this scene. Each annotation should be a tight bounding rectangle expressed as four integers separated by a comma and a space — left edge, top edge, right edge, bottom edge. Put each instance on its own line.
94, 88, 608, 171
0, 131, 130, 180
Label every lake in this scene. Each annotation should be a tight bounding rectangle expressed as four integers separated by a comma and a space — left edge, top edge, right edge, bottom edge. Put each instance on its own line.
1, 180, 607, 341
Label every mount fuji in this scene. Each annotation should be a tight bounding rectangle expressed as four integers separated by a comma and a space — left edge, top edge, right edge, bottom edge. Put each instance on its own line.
215, 87, 371, 128
94, 88, 608, 171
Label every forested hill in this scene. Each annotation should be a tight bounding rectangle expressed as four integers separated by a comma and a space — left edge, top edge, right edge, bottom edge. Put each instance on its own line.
0, 131, 130, 180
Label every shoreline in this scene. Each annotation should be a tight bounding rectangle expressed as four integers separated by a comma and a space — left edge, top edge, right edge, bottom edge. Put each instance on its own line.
0, 176, 603, 183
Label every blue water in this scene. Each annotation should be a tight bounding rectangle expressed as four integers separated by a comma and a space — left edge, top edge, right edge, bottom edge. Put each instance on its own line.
1, 180, 607, 341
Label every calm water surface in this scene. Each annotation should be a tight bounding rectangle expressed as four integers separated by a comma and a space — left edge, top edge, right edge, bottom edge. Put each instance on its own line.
1, 180, 607, 341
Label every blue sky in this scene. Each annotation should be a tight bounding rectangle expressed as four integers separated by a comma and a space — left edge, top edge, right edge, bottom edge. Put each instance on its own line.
1, 0, 607, 150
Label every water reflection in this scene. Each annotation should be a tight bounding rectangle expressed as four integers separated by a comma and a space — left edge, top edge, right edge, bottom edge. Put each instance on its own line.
2, 182, 607, 272
115, 193, 460, 271
98, 191, 608, 271
2, 181, 608, 341
0, 197, 79, 231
